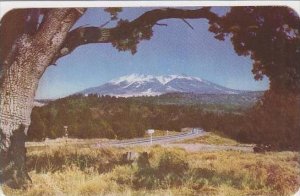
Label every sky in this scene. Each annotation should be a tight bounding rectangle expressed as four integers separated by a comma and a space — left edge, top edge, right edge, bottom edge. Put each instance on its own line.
36, 7, 269, 99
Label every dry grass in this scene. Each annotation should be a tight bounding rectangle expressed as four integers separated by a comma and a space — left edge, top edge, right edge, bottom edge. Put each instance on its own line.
2, 144, 299, 196
179, 132, 244, 146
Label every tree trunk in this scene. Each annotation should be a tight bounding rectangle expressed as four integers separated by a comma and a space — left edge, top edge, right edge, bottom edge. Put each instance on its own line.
0, 8, 84, 188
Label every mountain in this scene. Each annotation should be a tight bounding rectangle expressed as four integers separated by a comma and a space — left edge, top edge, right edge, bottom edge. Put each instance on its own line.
79, 74, 243, 97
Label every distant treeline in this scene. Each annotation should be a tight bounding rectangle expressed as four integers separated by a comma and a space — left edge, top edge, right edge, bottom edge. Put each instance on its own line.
130, 92, 263, 111
29, 94, 300, 150
28, 94, 245, 140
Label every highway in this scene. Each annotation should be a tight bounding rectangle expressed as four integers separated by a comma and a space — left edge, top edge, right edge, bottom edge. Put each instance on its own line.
95, 128, 253, 152
26, 128, 253, 152
103, 128, 206, 147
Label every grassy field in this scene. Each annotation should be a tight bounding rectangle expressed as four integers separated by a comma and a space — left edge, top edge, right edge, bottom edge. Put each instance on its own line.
178, 132, 245, 146
2, 143, 300, 196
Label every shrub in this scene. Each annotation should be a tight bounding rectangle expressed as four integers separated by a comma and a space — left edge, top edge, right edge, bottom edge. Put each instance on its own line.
157, 150, 189, 177
132, 149, 190, 189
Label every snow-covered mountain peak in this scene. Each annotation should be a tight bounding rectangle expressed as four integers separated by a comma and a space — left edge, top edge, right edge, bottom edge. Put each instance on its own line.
156, 75, 202, 84
110, 74, 154, 84
79, 74, 240, 97
110, 74, 203, 85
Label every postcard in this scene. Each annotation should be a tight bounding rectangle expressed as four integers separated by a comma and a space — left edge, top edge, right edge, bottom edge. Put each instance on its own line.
0, 1, 299, 196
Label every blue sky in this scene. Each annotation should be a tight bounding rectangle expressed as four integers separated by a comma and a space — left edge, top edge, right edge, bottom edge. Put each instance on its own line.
36, 7, 269, 99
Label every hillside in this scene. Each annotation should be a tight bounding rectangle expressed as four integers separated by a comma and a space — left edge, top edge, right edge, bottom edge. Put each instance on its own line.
28, 94, 248, 141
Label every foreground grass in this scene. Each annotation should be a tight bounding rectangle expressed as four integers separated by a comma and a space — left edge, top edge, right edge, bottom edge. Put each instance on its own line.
3, 145, 299, 196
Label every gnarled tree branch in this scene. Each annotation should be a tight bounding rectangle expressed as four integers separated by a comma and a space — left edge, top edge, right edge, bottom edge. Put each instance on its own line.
53, 7, 219, 63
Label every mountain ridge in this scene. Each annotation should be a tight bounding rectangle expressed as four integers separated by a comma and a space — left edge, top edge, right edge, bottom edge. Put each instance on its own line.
79, 74, 245, 97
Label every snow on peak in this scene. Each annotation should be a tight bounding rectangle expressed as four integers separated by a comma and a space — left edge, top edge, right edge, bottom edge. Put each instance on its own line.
79, 73, 240, 97
110, 74, 154, 84
156, 75, 178, 84
110, 74, 203, 85
157, 75, 203, 84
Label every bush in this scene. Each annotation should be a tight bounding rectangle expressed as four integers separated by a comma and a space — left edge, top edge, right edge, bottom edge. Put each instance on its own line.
157, 150, 189, 177
132, 149, 190, 189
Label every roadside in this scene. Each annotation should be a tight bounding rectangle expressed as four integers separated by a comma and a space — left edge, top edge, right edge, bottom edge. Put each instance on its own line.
172, 132, 254, 152
26, 129, 254, 152
176, 132, 242, 146
163, 143, 253, 152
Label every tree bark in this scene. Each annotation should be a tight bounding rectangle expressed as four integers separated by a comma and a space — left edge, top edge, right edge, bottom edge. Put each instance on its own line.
0, 8, 85, 188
